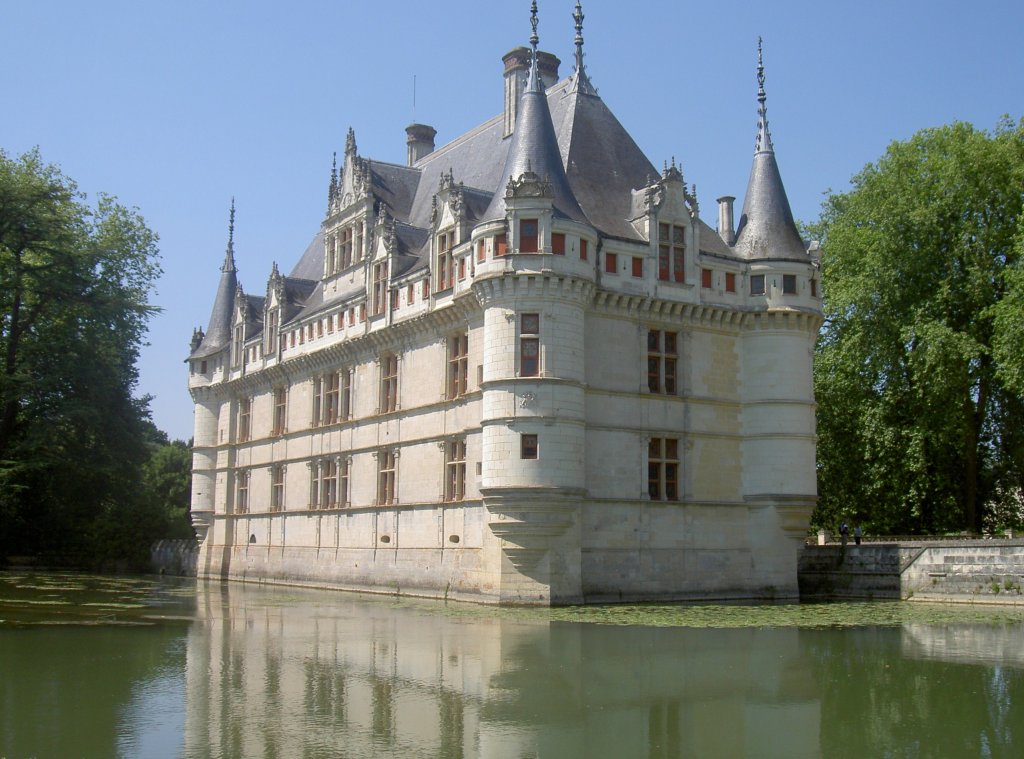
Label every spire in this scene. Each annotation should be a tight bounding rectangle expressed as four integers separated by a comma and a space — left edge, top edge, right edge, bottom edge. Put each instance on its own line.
733, 39, 806, 260
483, 2, 587, 223
193, 200, 240, 357
755, 37, 773, 153
570, 2, 595, 94
345, 127, 357, 158
327, 152, 338, 210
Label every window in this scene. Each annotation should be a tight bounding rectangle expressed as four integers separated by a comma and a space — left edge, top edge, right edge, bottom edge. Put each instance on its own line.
520, 314, 540, 377
701, 268, 713, 289
447, 332, 469, 399
326, 234, 337, 274
783, 274, 797, 294
354, 224, 363, 264
339, 458, 349, 508
326, 313, 334, 334
437, 231, 454, 290
632, 256, 644, 278
200, 360, 207, 373
725, 272, 736, 293
658, 223, 686, 283
322, 459, 338, 508
372, 262, 388, 315
380, 354, 398, 413
445, 440, 467, 501
377, 450, 397, 505
521, 434, 538, 459
647, 330, 677, 394
311, 459, 343, 509
390, 289, 399, 311
495, 233, 507, 256
236, 469, 249, 514
477, 239, 486, 262
552, 232, 565, 255
232, 324, 245, 367
519, 218, 538, 253
422, 279, 430, 300
273, 387, 287, 435
271, 465, 285, 512
324, 373, 340, 424
407, 284, 414, 304
238, 397, 252, 442
339, 226, 354, 269
810, 278, 818, 298
340, 369, 352, 421
605, 252, 617, 274
266, 309, 279, 354
317, 320, 323, 338
458, 257, 466, 281
648, 438, 679, 500
580, 238, 588, 261
750, 274, 766, 295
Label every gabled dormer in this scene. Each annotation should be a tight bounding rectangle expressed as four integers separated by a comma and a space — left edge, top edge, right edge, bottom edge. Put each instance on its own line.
431, 170, 469, 292
368, 205, 396, 319
264, 263, 285, 356
632, 160, 700, 285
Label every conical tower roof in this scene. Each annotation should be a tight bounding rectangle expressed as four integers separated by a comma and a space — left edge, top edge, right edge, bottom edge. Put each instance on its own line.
192, 201, 239, 358
733, 40, 807, 260
483, 3, 587, 224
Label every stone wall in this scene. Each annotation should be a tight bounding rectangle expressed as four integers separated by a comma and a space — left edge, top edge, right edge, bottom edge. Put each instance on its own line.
799, 541, 1024, 603
151, 539, 199, 577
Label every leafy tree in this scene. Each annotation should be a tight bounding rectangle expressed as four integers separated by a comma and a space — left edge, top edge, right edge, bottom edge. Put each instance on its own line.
814, 119, 1024, 535
0, 148, 163, 567
141, 432, 195, 541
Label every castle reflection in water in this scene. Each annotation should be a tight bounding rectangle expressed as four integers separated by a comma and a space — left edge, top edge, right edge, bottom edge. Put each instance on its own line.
185, 582, 820, 758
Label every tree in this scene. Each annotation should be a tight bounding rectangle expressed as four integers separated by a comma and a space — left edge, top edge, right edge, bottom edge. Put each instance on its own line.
814, 119, 1024, 535
0, 148, 163, 566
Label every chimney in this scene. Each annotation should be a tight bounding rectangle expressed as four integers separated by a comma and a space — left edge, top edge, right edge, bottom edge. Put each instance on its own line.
717, 195, 736, 245
502, 47, 561, 137
405, 123, 437, 166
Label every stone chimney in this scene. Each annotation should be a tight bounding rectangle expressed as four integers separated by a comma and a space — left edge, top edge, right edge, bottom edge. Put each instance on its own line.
717, 195, 736, 245
502, 47, 560, 137
405, 123, 437, 166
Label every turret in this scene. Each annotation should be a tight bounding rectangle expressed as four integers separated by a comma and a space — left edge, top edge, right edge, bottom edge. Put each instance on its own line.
191, 200, 239, 359
732, 40, 807, 261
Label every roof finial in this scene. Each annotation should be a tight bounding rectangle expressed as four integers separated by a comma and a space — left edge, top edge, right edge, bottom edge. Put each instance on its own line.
573, 2, 584, 72
755, 37, 774, 153
222, 197, 236, 272
328, 152, 338, 210
530, 1, 539, 52
345, 127, 357, 158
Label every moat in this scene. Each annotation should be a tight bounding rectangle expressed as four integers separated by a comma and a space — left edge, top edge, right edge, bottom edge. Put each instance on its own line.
2, 572, 1023, 758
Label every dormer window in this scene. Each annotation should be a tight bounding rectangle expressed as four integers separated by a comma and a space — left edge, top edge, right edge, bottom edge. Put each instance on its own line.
658, 223, 686, 283
437, 230, 454, 290
265, 309, 279, 354
519, 219, 538, 253
339, 226, 354, 269
372, 262, 387, 316
232, 324, 245, 367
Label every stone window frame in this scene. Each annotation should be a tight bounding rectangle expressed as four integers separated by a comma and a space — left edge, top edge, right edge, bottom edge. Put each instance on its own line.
444, 438, 467, 502
519, 313, 540, 378
647, 437, 679, 501
270, 464, 285, 513
376, 449, 399, 506
750, 274, 766, 296
701, 268, 713, 289
657, 222, 686, 283
235, 468, 250, 514
437, 229, 456, 291
521, 434, 539, 460
237, 396, 252, 443
647, 329, 678, 395
519, 218, 539, 253
379, 353, 400, 414
783, 273, 797, 295
447, 331, 470, 399
272, 386, 288, 436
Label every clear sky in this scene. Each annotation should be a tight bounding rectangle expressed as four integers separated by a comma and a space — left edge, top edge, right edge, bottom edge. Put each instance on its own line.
4, 0, 1022, 442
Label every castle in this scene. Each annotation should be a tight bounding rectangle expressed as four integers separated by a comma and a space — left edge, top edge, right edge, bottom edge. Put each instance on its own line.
187, 3, 822, 605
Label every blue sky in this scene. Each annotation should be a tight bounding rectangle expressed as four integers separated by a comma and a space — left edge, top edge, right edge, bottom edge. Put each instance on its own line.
4, 0, 1022, 442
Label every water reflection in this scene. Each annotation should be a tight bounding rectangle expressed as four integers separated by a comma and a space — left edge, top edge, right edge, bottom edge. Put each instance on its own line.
2, 575, 1024, 758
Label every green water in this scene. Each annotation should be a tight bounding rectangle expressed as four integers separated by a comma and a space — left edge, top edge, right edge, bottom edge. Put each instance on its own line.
1, 573, 1023, 758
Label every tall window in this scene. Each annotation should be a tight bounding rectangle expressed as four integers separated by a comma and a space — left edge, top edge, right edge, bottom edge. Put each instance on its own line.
266, 309, 279, 354
447, 332, 469, 399
324, 372, 340, 424
236, 469, 250, 514
725, 272, 737, 293
377, 450, 397, 505
477, 239, 486, 262
701, 268, 713, 289
647, 330, 677, 394
580, 238, 588, 261
340, 369, 352, 420
632, 256, 644, 278
271, 465, 285, 512
495, 233, 507, 256
658, 223, 686, 283
354, 223, 363, 264
380, 354, 398, 413
605, 252, 617, 274
339, 226, 354, 269
437, 230, 454, 290
372, 262, 388, 315
326, 234, 337, 274
322, 459, 338, 508
232, 324, 245, 367
783, 274, 797, 294
520, 314, 540, 377
445, 440, 466, 501
648, 437, 679, 500
238, 397, 252, 442
750, 274, 766, 295
273, 387, 287, 435
519, 218, 538, 253
339, 458, 350, 508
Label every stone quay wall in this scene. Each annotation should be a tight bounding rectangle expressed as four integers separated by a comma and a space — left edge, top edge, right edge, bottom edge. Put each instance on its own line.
798, 541, 1024, 603
151, 539, 199, 577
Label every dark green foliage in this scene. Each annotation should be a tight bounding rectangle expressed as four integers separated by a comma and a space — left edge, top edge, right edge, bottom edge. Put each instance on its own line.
814, 119, 1024, 535
0, 148, 180, 569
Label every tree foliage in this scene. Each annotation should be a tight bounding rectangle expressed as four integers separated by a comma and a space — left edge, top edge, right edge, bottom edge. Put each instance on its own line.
0, 148, 176, 567
814, 119, 1024, 535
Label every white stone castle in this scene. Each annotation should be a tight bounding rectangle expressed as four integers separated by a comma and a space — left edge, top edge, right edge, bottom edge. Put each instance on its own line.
187, 3, 822, 605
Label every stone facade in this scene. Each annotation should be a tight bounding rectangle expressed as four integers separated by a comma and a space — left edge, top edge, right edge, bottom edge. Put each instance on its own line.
187, 8, 821, 605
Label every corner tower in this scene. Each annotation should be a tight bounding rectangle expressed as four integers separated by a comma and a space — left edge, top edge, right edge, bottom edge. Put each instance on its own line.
734, 41, 822, 592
